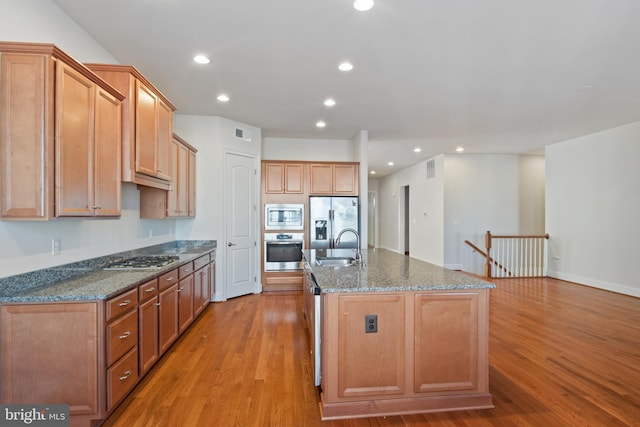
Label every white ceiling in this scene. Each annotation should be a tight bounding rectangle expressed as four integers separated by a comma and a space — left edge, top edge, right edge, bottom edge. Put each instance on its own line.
53, 0, 640, 177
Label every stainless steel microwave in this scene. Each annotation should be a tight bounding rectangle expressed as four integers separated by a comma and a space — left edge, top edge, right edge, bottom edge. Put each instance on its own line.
264, 204, 304, 230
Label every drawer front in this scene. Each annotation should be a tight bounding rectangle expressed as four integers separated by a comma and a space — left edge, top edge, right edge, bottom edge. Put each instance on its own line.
179, 262, 194, 278
159, 269, 179, 291
106, 347, 139, 411
193, 254, 210, 271
138, 278, 158, 302
106, 309, 138, 366
106, 288, 138, 322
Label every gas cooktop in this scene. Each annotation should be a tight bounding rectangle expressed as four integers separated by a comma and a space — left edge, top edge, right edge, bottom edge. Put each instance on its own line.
104, 255, 180, 270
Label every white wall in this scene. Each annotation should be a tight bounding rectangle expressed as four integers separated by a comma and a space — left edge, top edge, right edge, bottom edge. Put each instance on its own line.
173, 115, 262, 300
262, 137, 353, 161
0, 0, 178, 278
377, 154, 545, 274
377, 156, 445, 265
444, 154, 545, 274
546, 121, 640, 297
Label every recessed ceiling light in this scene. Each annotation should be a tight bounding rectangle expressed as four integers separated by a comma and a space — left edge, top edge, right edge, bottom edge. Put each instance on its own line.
353, 0, 374, 11
217, 94, 230, 102
370, 170, 376, 175
193, 55, 210, 64
388, 162, 394, 166
324, 98, 336, 107
316, 121, 326, 128
413, 148, 422, 153
455, 146, 464, 152
338, 62, 353, 72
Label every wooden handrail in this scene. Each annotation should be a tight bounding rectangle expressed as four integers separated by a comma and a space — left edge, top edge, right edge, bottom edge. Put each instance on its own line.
490, 233, 550, 239
482, 231, 549, 278
464, 240, 512, 277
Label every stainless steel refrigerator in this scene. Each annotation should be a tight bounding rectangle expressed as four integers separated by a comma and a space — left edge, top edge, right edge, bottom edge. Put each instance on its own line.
309, 196, 359, 249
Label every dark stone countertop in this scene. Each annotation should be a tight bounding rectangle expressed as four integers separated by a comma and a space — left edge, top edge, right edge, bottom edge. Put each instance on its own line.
0, 240, 216, 303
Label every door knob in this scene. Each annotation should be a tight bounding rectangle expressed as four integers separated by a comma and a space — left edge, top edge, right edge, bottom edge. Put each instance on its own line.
228, 242, 236, 247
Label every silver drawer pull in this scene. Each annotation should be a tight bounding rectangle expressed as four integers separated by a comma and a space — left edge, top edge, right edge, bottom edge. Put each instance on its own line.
119, 331, 131, 340
166, 277, 175, 281
145, 288, 155, 293
119, 370, 132, 382
118, 299, 131, 307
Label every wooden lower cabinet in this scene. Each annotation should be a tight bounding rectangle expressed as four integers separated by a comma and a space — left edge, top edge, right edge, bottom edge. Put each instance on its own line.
158, 282, 179, 355
178, 274, 194, 333
138, 279, 159, 375
320, 290, 492, 419
0, 303, 100, 416
263, 271, 304, 292
0, 253, 215, 427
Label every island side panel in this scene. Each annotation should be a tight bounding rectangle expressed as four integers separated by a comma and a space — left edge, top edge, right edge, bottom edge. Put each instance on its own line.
414, 290, 488, 394
320, 289, 493, 419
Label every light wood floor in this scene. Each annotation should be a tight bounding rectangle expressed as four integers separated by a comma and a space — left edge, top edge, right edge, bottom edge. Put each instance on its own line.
103, 278, 640, 426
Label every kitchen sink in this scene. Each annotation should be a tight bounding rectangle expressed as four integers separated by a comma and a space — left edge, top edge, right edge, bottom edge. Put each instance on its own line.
315, 257, 356, 267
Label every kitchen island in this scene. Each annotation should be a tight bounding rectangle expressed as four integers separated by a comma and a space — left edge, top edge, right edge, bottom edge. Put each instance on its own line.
304, 248, 496, 420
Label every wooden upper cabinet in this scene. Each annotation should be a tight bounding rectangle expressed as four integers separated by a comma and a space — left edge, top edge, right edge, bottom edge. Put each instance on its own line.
309, 162, 359, 195
85, 63, 176, 190
139, 134, 197, 219
55, 62, 122, 217
93, 86, 122, 216
0, 51, 54, 220
264, 162, 304, 194
0, 42, 123, 220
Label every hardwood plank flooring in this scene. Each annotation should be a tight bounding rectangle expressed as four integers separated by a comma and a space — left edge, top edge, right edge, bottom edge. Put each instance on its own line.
103, 278, 640, 426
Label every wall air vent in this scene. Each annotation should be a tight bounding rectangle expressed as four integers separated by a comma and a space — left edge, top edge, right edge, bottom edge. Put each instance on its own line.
426, 159, 436, 179
235, 128, 252, 142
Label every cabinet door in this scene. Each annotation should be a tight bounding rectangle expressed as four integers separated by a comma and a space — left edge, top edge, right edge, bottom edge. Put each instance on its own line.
334, 163, 358, 195
94, 86, 122, 216
285, 163, 304, 193
0, 53, 54, 220
139, 296, 159, 375
0, 303, 99, 416
156, 99, 172, 181
264, 163, 284, 193
177, 142, 189, 216
188, 149, 196, 217
55, 61, 95, 217
135, 80, 158, 178
414, 291, 487, 394
178, 275, 194, 333
309, 164, 333, 194
166, 137, 180, 216
158, 283, 179, 355
193, 267, 209, 315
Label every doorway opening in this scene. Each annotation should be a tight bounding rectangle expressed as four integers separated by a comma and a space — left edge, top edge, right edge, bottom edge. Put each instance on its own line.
399, 185, 409, 256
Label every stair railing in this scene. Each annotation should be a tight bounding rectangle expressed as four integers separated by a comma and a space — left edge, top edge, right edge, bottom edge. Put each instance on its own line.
466, 231, 549, 278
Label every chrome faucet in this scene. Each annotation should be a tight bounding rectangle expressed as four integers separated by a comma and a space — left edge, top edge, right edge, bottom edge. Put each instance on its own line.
335, 228, 363, 264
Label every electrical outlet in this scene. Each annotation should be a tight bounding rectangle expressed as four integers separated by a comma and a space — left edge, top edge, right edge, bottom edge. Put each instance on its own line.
52, 238, 61, 255
365, 314, 377, 333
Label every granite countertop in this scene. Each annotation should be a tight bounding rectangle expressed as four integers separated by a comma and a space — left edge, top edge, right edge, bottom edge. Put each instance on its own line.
0, 240, 216, 303
304, 248, 495, 293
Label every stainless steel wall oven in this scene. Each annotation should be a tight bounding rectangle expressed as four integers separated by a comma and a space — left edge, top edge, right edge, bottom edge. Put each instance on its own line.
264, 233, 304, 271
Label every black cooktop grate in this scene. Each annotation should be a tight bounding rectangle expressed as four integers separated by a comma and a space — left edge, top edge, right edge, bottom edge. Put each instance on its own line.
104, 255, 180, 270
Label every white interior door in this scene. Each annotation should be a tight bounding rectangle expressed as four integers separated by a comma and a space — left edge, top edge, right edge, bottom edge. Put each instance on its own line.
225, 153, 256, 299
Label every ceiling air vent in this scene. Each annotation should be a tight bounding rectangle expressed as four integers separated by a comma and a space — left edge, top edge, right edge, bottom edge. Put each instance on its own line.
235, 128, 252, 142
426, 159, 436, 179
